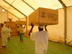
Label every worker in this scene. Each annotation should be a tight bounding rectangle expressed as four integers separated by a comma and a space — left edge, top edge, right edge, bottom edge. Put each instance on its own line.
7, 26, 12, 40
16, 25, 20, 35
29, 24, 49, 54
1, 23, 9, 48
19, 24, 25, 42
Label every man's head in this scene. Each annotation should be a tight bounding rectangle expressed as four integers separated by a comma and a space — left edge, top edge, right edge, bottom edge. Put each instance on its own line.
17, 26, 19, 28
7, 26, 10, 28
20, 24, 22, 26
3, 22, 7, 27
4, 22, 6, 24
1, 24, 3, 28
38, 25, 44, 31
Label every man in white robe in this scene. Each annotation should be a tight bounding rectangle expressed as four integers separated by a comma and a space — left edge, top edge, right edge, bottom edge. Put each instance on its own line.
29, 24, 49, 54
1, 24, 9, 48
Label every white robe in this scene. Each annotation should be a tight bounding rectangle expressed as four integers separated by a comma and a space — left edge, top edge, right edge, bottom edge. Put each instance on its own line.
7, 27, 12, 37
1, 26, 9, 46
30, 31, 49, 54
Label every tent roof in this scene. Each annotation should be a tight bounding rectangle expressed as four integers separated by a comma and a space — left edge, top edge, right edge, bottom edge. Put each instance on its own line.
0, 0, 72, 18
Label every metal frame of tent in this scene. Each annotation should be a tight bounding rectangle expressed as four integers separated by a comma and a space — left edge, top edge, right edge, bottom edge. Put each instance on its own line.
0, 6, 20, 20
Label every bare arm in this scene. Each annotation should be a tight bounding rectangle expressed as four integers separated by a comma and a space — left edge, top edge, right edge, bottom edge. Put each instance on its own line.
45, 25, 47, 31
29, 24, 34, 36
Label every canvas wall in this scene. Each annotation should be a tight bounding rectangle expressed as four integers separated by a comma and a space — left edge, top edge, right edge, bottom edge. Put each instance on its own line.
46, 9, 64, 42
67, 6, 72, 43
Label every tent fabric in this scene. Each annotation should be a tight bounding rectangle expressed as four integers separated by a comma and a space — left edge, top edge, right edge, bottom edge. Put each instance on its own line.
0, 0, 72, 18
0, 0, 24, 18
62, 0, 72, 7
24, 0, 62, 9
67, 7, 72, 43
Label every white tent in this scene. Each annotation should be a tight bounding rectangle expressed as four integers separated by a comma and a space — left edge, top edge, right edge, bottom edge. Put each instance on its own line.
0, 0, 72, 46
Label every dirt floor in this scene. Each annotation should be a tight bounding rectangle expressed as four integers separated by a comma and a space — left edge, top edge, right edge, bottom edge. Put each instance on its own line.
0, 36, 72, 54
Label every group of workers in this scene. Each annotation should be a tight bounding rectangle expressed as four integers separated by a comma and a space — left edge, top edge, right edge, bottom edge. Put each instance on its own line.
1, 22, 49, 54
1, 22, 25, 48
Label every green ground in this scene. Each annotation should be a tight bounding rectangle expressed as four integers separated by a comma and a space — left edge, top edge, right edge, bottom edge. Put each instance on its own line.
0, 36, 72, 54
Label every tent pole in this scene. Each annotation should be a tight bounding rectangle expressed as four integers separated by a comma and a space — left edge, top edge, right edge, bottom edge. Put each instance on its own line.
58, 0, 67, 44
3, 0, 27, 18
7, 0, 15, 9
0, 6, 20, 20
22, 0, 35, 10
26, 17, 27, 31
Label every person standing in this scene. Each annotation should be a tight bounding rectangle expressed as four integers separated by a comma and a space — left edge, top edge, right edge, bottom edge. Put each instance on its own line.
29, 24, 49, 54
16, 25, 20, 35
7, 26, 12, 40
1, 24, 9, 48
19, 24, 25, 42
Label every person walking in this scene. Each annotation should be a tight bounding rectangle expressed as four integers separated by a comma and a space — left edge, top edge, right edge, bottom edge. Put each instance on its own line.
29, 24, 49, 54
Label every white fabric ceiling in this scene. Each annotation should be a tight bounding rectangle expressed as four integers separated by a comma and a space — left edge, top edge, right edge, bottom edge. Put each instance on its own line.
0, 0, 72, 18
